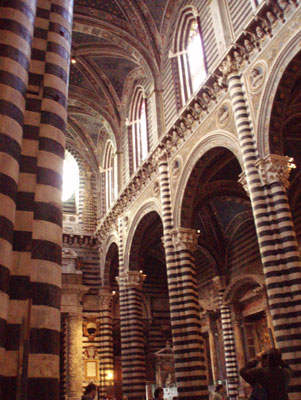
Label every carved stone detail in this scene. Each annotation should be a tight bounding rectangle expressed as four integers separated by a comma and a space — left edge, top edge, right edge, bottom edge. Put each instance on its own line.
255, 154, 295, 189
238, 171, 250, 196
116, 270, 146, 289
99, 288, 113, 310
170, 228, 198, 252
67, 313, 83, 397
94, 0, 295, 244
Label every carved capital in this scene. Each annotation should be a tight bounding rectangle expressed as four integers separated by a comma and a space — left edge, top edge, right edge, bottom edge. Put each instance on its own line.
116, 270, 146, 289
238, 171, 250, 196
170, 228, 198, 252
154, 144, 168, 163
99, 287, 113, 310
218, 55, 240, 80
212, 276, 226, 292
255, 154, 295, 190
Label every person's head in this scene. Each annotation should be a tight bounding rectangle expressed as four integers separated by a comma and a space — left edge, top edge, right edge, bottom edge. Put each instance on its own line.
261, 351, 268, 367
154, 387, 164, 399
215, 384, 224, 393
267, 348, 282, 368
84, 382, 97, 398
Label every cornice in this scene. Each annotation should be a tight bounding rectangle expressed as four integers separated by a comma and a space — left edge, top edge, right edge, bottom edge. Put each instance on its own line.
95, 1, 300, 243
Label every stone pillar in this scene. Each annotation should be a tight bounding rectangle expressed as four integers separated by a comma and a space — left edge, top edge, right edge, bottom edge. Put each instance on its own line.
117, 271, 146, 400
0, 0, 37, 379
220, 54, 301, 396
98, 288, 114, 398
208, 314, 219, 385
232, 316, 246, 371
214, 278, 239, 400
169, 228, 209, 400
67, 313, 84, 400
155, 146, 209, 400
62, 283, 87, 400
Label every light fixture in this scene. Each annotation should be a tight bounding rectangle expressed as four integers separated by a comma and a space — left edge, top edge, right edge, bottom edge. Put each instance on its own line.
197, 229, 201, 233
112, 290, 116, 296
139, 270, 143, 274
106, 370, 114, 381
71, 57, 77, 64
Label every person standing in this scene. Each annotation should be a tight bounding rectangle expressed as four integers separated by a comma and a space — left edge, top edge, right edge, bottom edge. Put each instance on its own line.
82, 383, 97, 399
240, 348, 292, 400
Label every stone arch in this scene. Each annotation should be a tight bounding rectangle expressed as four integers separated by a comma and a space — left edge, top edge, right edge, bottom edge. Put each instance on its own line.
257, 29, 301, 157
173, 130, 243, 228
222, 274, 265, 305
102, 235, 119, 287
123, 199, 162, 270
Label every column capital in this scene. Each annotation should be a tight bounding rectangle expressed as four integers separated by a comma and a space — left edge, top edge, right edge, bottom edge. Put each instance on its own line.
153, 144, 168, 163
255, 154, 295, 190
218, 54, 241, 80
238, 171, 250, 196
170, 228, 199, 252
212, 276, 226, 291
98, 287, 113, 310
116, 270, 146, 289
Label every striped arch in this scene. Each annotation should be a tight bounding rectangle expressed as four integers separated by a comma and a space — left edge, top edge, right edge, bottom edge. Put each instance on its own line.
222, 274, 265, 305
123, 199, 162, 270
102, 235, 119, 287
257, 29, 301, 157
173, 130, 243, 227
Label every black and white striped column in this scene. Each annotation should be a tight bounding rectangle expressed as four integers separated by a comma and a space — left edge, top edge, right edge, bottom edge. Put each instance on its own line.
157, 148, 209, 400
222, 56, 301, 396
0, 0, 37, 376
214, 278, 239, 400
170, 228, 209, 400
98, 288, 114, 398
117, 271, 146, 400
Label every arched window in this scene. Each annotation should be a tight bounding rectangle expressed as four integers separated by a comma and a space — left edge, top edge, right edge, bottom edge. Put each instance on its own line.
171, 7, 207, 107
62, 150, 79, 212
128, 86, 148, 174
104, 141, 117, 211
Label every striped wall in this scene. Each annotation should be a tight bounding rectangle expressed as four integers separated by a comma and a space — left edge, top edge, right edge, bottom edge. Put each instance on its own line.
225, 0, 254, 38
227, 220, 262, 277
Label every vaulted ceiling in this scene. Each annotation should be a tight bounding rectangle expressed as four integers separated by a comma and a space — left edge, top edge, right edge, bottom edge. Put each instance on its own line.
68, 0, 175, 171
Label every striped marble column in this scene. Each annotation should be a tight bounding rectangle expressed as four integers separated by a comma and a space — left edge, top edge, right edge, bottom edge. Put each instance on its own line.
98, 288, 114, 398
170, 228, 209, 400
28, 0, 73, 398
157, 148, 209, 400
117, 271, 146, 400
0, 0, 37, 377
220, 55, 301, 396
214, 278, 239, 400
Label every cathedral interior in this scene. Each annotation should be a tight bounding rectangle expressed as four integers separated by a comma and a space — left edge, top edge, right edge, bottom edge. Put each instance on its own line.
0, 0, 301, 399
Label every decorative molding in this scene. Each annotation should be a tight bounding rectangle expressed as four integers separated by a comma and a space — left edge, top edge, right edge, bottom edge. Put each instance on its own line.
255, 154, 296, 189
222, 274, 265, 305
238, 171, 250, 196
116, 270, 146, 289
170, 228, 198, 252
